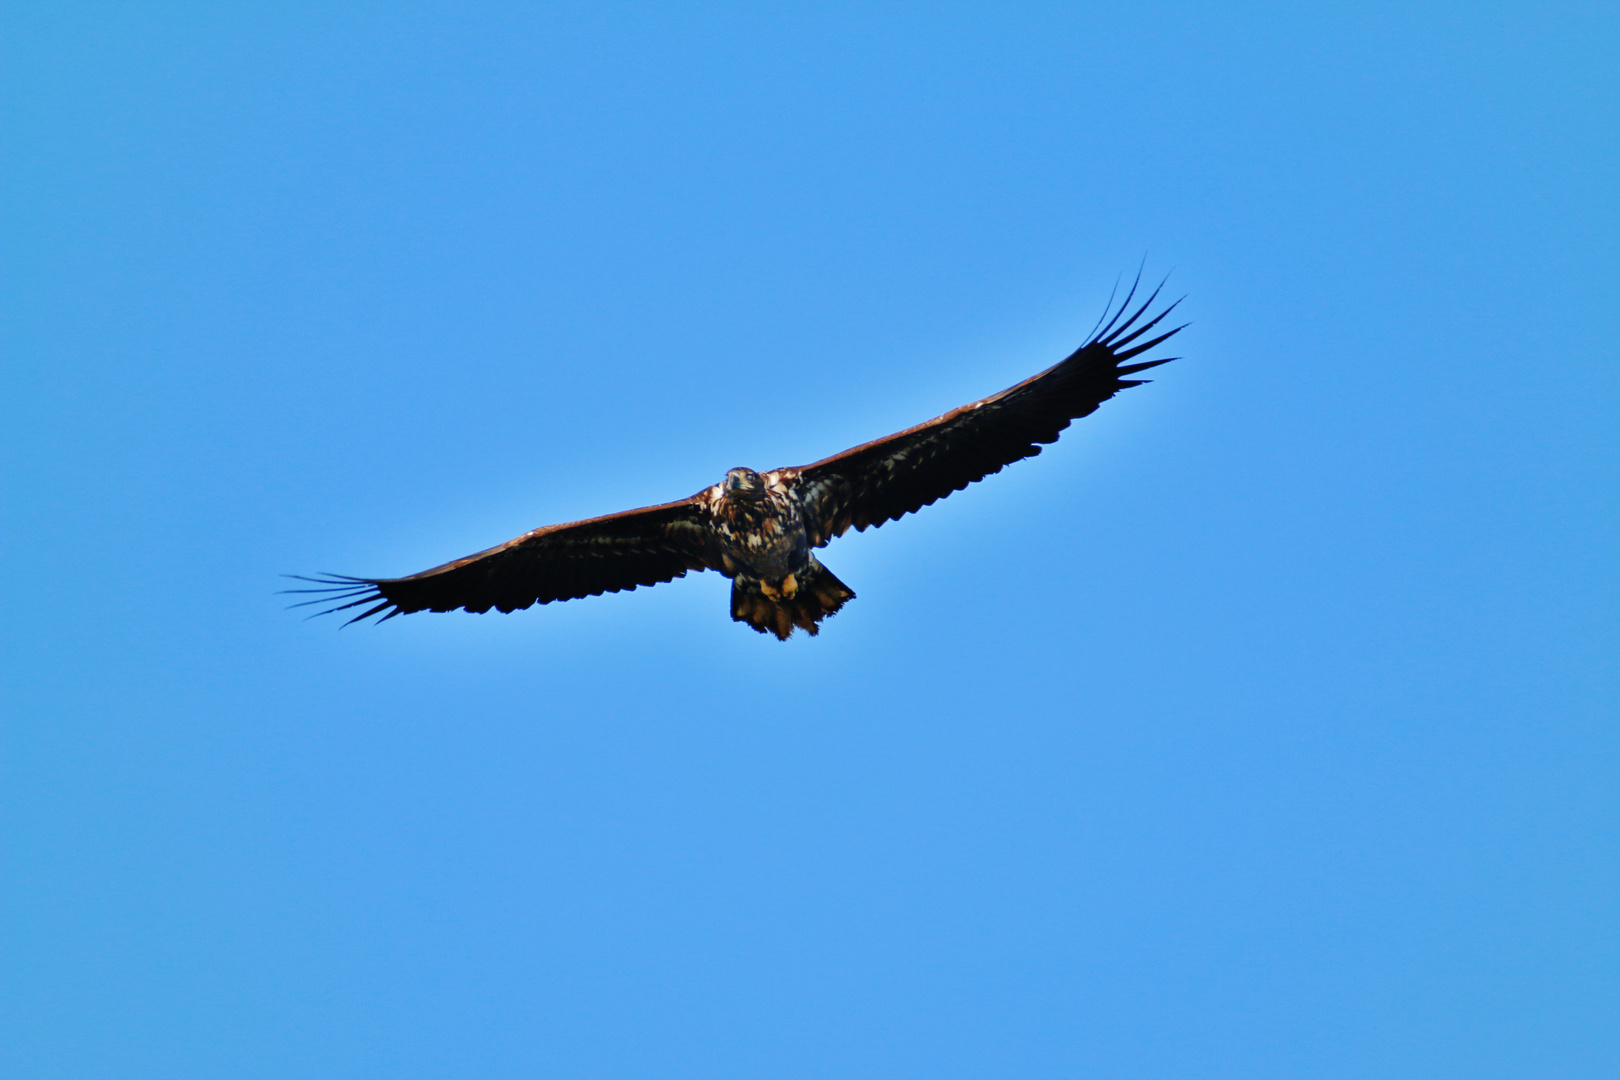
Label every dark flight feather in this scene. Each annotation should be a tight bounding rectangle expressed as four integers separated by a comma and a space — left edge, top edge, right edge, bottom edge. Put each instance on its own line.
285, 498, 715, 624
787, 277, 1184, 544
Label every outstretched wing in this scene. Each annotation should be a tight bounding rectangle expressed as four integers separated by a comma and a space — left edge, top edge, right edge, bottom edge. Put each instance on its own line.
785, 278, 1184, 545
286, 495, 716, 624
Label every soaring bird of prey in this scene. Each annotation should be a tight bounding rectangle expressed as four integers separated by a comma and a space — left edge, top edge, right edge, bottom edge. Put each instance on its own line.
289, 278, 1182, 639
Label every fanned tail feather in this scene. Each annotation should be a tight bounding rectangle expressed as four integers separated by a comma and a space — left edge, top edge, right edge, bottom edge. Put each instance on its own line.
731, 560, 855, 640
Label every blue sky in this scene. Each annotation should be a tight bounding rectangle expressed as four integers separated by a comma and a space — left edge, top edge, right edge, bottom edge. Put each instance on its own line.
4, 3, 1616, 1077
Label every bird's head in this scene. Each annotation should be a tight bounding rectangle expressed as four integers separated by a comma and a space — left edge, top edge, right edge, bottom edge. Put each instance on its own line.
723, 467, 766, 502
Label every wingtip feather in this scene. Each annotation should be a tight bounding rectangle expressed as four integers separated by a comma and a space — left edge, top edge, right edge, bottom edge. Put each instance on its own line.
1117, 356, 1175, 376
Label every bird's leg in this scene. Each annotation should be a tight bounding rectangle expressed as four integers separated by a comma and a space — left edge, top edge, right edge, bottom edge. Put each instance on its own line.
757, 574, 799, 600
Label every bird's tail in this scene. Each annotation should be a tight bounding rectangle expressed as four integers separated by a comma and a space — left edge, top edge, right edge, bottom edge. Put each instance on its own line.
731, 558, 855, 640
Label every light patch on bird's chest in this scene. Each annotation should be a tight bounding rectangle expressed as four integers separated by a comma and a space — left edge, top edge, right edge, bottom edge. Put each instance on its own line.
709, 486, 809, 579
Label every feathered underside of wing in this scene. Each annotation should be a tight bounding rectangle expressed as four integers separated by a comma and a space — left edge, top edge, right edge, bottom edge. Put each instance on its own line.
787, 275, 1185, 544
284, 495, 716, 625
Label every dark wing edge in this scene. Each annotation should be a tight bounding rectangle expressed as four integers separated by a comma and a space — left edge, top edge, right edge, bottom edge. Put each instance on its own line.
787, 274, 1185, 545
282, 494, 716, 625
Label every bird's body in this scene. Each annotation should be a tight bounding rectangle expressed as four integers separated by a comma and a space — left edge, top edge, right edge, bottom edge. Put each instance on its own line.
707, 468, 856, 638
289, 278, 1184, 639
709, 468, 808, 583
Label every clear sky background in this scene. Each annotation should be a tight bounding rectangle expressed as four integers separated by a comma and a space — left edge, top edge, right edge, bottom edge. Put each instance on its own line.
4, 3, 1616, 1077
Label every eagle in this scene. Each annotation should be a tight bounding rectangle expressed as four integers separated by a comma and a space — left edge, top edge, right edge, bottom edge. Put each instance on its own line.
289, 279, 1182, 639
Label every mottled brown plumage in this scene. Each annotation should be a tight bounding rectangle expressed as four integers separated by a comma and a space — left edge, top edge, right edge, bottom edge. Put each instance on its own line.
287, 277, 1183, 639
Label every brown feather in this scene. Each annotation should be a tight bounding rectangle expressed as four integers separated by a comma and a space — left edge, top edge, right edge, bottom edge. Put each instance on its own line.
729, 562, 855, 640
289, 495, 716, 624
781, 279, 1183, 545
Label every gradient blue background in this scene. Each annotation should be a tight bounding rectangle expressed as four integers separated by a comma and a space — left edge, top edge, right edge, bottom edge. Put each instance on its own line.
4, 4, 1616, 1077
